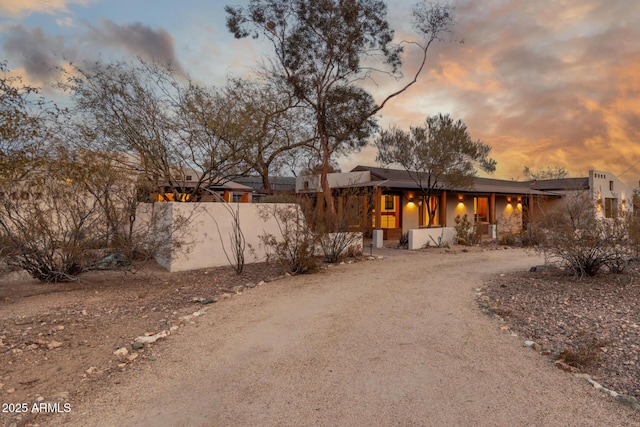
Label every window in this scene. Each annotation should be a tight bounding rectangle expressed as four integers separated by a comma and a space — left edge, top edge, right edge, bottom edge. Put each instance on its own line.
609, 181, 614, 191
604, 198, 618, 218
384, 195, 394, 210
186, 175, 192, 181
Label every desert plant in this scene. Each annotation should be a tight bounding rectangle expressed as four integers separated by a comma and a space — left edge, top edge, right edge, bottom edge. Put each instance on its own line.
497, 210, 522, 246
454, 214, 472, 245
556, 331, 611, 370
428, 228, 447, 248
257, 201, 319, 274
315, 191, 367, 262
531, 190, 632, 277
398, 232, 409, 249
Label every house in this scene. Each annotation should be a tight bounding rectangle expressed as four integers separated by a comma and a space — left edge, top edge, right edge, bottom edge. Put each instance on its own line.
296, 166, 635, 241
231, 176, 297, 202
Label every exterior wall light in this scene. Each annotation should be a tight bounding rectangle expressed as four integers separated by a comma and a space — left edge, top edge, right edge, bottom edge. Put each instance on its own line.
458, 194, 464, 203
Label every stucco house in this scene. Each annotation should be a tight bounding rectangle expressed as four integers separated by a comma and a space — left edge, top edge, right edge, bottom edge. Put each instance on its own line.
296, 166, 635, 242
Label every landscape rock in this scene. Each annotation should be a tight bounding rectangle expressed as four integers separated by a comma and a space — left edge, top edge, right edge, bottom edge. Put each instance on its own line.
47, 340, 63, 350
97, 253, 131, 270
113, 347, 129, 357
245, 282, 256, 289
134, 330, 169, 344
131, 342, 144, 351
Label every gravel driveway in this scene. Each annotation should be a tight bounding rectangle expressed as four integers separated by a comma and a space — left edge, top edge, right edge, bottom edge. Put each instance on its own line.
55, 248, 640, 426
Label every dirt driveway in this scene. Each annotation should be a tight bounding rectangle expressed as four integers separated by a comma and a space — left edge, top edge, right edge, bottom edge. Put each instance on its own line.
49, 248, 639, 426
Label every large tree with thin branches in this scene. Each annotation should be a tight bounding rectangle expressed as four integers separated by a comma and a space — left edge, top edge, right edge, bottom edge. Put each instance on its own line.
226, 0, 455, 223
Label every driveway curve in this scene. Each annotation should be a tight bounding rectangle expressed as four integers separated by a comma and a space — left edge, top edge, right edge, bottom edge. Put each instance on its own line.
56, 249, 640, 426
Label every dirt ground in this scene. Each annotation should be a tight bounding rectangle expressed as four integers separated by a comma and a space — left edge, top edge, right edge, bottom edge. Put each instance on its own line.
0, 260, 286, 427
1, 246, 640, 426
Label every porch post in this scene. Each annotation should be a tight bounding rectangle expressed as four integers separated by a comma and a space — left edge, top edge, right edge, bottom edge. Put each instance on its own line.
223, 190, 231, 202
528, 194, 534, 220
440, 191, 447, 227
362, 194, 369, 233
375, 187, 382, 229
489, 193, 496, 224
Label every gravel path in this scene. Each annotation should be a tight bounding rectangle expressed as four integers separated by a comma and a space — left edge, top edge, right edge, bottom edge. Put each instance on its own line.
53, 249, 640, 426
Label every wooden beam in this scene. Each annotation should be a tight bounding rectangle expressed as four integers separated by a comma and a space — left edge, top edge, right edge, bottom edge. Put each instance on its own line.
375, 187, 382, 229
489, 193, 496, 224
440, 191, 447, 226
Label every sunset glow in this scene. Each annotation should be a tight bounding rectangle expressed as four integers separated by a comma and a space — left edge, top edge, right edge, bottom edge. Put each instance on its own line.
1, 0, 638, 185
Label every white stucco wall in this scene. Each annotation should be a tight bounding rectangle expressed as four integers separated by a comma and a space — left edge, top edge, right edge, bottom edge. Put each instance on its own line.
144, 202, 298, 272
590, 170, 634, 216
408, 227, 456, 250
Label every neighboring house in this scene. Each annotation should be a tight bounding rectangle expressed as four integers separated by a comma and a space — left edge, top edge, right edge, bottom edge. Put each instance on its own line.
148, 169, 255, 203
231, 176, 297, 202
296, 166, 635, 240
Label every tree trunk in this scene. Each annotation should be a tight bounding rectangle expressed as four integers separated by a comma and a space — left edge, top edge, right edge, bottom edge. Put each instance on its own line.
319, 138, 337, 230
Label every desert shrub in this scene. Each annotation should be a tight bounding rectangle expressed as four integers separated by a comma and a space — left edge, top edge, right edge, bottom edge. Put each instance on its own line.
398, 232, 409, 249
497, 210, 522, 246
257, 202, 319, 274
455, 214, 481, 245
454, 214, 472, 245
531, 190, 632, 277
500, 233, 516, 246
557, 331, 611, 370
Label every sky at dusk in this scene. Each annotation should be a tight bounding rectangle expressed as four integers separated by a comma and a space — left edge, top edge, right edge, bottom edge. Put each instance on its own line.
1, 0, 639, 186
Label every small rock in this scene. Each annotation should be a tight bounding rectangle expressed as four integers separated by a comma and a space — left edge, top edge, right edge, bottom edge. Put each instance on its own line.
52, 391, 70, 400
245, 282, 256, 289
257, 281, 265, 286
134, 330, 169, 344
199, 298, 215, 305
36, 396, 45, 402
86, 367, 98, 375
55, 325, 64, 331
616, 394, 640, 411
118, 363, 126, 368
131, 342, 144, 350
524, 340, 535, 347
47, 340, 63, 349
127, 353, 138, 362
7, 388, 15, 394
113, 347, 129, 357
169, 325, 179, 332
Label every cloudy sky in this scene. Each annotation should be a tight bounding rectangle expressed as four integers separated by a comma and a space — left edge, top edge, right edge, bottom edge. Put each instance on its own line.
1, 0, 639, 185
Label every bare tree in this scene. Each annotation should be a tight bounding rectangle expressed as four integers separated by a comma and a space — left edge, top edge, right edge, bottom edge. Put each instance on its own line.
223, 76, 316, 191
63, 59, 249, 201
226, 0, 455, 222
376, 113, 496, 226
523, 165, 568, 180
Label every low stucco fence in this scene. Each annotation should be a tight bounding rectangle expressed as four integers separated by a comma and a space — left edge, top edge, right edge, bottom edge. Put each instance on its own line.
136, 203, 363, 272
138, 202, 294, 272
408, 227, 456, 250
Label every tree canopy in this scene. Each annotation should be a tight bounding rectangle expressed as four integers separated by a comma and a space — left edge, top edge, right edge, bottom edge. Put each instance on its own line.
376, 113, 496, 225
226, 0, 455, 220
